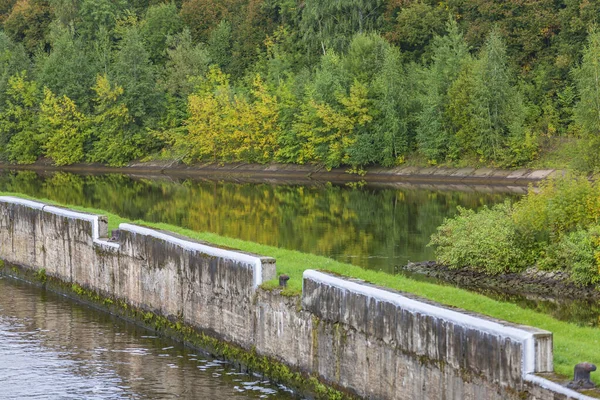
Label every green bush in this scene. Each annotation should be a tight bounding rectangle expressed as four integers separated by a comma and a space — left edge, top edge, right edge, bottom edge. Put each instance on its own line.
431, 175, 600, 286
430, 201, 528, 274
541, 227, 600, 287
512, 174, 600, 253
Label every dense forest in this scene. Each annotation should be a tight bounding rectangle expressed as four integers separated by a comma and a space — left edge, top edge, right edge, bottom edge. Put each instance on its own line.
1, 0, 600, 169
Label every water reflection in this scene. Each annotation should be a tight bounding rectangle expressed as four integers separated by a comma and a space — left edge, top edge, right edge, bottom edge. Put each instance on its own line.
0, 170, 518, 274
0, 277, 297, 399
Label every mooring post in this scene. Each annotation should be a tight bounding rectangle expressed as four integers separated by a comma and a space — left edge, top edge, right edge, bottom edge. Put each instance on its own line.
567, 362, 597, 390
279, 274, 289, 287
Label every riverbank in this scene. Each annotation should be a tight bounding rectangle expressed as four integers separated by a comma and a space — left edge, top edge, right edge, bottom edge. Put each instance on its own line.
403, 261, 600, 301
0, 161, 562, 186
1, 191, 600, 392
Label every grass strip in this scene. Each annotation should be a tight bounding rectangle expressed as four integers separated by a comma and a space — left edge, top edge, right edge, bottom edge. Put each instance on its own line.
1, 191, 598, 383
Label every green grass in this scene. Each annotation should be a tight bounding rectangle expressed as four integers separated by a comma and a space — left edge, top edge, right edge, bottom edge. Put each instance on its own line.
1, 191, 599, 383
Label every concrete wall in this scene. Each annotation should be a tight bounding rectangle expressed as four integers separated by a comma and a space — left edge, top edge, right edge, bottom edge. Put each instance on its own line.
0, 196, 594, 400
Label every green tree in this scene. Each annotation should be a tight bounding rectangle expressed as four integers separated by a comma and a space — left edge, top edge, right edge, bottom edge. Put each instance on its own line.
371, 46, 412, 166
573, 26, 600, 171
0, 71, 41, 163
416, 18, 470, 162
299, 0, 385, 56
448, 28, 532, 164
0, 32, 30, 108
159, 28, 211, 134
344, 32, 388, 84
179, 0, 240, 42
86, 74, 137, 166
140, 2, 183, 65
75, 0, 123, 42
48, 0, 77, 29
573, 26, 600, 137
4, 0, 53, 52
35, 27, 97, 110
111, 24, 163, 126
207, 20, 233, 72
388, 1, 446, 61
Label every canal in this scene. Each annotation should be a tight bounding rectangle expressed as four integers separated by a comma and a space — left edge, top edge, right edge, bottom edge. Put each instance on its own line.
0, 276, 297, 399
0, 169, 519, 273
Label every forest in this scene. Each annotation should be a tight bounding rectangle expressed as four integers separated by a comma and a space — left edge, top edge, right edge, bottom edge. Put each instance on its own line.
1, 0, 600, 170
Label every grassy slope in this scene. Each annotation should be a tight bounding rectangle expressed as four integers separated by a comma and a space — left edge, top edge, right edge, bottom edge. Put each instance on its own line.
1, 191, 597, 382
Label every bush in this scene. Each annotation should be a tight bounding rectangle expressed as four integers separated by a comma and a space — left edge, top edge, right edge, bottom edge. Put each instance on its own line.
430, 201, 528, 274
512, 174, 600, 249
541, 227, 600, 287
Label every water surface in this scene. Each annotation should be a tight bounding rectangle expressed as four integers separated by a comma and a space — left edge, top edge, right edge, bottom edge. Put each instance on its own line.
0, 169, 518, 274
0, 276, 297, 399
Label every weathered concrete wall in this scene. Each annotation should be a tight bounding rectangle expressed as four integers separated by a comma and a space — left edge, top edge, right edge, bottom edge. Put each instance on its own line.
0, 196, 595, 400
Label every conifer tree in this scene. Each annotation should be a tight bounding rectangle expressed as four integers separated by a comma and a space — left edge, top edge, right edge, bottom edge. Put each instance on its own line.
300, 0, 385, 56
573, 26, 600, 170
417, 18, 470, 162
573, 26, 600, 137
112, 24, 163, 127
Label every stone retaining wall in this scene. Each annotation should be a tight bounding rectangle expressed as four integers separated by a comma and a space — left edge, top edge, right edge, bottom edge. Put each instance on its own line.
0, 196, 594, 400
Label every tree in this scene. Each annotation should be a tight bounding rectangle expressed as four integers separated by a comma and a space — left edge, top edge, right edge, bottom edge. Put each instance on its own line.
179, 0, 241, 42
573, 26, 600, 137
86, 74, 137, 166
111, 24, 163, 126
207, 20, 233, 72
344, 32, 389, 84
573, 26, 600, 170
0, 32, 30, 108
160, 28, 211, 134
416, 18, 470, 162
183, 66, 232, 163
0, 71, 41, 163
140, 3, 183, 65
299, 0, 386, 56
372, 46, 412, 166
39, 87, 87, 165
35, 27, 97, 110
447, 28, 532, 164
387, 1, 447, 61
4, 0, 52, 52
75, 0, 123, 42
295, 80, 371, 168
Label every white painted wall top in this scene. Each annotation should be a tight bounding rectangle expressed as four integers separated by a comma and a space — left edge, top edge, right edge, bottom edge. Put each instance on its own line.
304, 270, 542, 375
119, 223, 265, 288
304, 270, 597, 399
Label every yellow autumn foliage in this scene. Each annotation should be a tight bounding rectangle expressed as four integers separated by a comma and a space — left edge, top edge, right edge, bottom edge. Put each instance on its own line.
184, 68, 280, 164
40, 87, 87, 166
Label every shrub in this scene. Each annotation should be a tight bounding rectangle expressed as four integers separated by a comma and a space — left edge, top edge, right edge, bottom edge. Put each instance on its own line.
511, 174, 600, 265
541, 227, 600, 287
430, 201, 528, 274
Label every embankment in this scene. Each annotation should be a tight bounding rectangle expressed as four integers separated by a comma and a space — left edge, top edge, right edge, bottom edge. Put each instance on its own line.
0, 161, 560, 186
0, 196, 595, 400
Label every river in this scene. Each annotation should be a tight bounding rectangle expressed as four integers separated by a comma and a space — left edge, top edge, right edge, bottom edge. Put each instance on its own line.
0, 275, 297, 399
0, 169, 519, 273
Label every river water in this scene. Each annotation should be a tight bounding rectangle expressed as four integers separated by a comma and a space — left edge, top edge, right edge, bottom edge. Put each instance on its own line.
0, 169, 519, 273
0, 276, 297, 399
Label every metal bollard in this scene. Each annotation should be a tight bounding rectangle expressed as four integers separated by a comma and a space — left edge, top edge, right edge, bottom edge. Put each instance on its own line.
567, 362, 597, 390
279, 274, 290, 287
